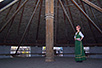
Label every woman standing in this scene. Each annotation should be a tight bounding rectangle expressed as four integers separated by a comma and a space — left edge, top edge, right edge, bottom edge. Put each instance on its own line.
74, 25, 86, 62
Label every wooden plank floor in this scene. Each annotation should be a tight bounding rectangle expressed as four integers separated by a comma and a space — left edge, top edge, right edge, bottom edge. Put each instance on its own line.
0, 57, 102, 68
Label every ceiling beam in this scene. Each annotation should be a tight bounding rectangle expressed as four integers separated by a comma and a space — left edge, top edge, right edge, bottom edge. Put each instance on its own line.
82, 0, 102, 13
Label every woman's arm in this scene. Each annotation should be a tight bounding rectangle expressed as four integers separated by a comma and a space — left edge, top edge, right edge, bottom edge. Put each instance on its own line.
74, 33, 76, 40
74, 38, 76, 40
76, 37, 83, 41
80, 37, 83, 41
79, 32, 84, 41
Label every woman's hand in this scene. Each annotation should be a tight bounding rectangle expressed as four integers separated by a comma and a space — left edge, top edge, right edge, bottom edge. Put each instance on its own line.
77, 37, 83, 41
74, 38, 76, 40
77, 38, 81, 41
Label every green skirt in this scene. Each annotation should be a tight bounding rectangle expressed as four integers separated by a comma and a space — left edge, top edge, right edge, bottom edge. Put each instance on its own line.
75, 40, 86, 61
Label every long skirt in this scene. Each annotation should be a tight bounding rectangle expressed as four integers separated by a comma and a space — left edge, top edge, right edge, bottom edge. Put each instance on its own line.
75, 40, 86, 61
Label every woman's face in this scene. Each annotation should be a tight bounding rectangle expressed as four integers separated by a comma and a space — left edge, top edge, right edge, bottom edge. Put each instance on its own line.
76, 26, 80, 31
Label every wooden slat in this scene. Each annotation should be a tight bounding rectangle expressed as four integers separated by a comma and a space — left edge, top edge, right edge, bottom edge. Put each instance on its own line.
82, 0, 102, 13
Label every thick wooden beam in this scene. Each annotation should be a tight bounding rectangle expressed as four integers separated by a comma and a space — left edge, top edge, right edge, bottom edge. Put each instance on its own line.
17, 5, 25, 34
59, 0, 75, 32
4, 0, 22, 43
71, 0, 102, 34
0, 0, 28, 33
0, 5, 13, 24
82, 0, 102, 13
36, 0, 43, 42
15, 0, 41, 55
45, 0, 54, 62
79, 0, 98, 43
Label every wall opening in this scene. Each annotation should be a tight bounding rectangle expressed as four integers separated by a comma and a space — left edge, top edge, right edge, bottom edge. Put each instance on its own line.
42, 46, 63, 57
84, 47, 90, 57
10, 46, 31, 57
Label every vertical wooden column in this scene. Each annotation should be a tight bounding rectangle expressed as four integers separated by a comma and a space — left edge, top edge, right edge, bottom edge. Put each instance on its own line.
45, 0, 54, 62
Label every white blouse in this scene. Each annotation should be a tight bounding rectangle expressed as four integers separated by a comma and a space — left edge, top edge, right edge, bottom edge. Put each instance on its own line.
74, 31, 84, 38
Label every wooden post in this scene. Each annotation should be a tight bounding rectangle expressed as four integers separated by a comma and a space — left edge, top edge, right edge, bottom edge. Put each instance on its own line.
45, 0, 54, 62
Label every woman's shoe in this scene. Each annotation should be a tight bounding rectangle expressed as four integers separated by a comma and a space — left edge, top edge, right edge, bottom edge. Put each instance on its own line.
76, 61, 83, 63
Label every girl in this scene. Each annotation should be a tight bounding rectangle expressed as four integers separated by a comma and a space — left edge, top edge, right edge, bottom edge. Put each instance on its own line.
74, 25, 86, 62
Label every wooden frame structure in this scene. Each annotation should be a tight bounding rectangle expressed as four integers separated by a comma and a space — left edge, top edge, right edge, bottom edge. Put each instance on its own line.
0, 0, 102, 62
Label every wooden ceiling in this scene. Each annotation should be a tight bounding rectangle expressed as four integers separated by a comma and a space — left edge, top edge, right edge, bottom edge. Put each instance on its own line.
0, 0, 102, 47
